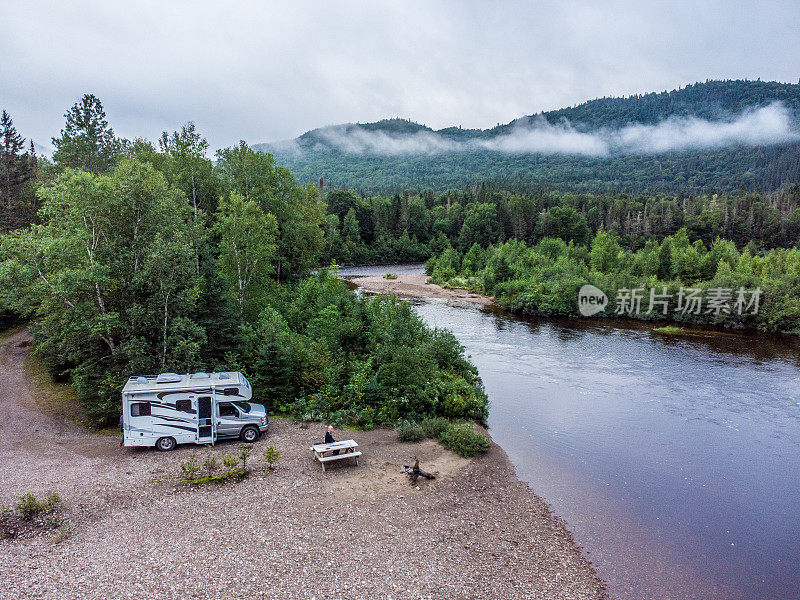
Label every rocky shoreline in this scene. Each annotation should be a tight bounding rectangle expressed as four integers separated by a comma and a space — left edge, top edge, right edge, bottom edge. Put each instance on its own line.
348, 272, 494, 306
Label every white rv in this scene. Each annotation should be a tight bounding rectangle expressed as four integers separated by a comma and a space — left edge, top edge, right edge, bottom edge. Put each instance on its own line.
121, 371, 268, 451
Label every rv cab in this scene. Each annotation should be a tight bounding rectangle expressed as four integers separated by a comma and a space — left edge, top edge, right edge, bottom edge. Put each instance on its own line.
121, 371, 268, 451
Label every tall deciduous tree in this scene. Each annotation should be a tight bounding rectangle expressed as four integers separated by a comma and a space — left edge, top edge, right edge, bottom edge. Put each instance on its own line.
459, 202, 499, 249
52, 94, 119, 173
159, 122, 220, 216
216, 142, 324, 281
0, 158, 203, 424
215, 193, 278, 322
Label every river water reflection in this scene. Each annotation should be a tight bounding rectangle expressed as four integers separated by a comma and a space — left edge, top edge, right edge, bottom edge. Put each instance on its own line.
340, 265, 800, 600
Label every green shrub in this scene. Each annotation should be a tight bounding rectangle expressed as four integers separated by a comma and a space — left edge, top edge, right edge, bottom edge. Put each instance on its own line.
180, 453, 202, 480
263, 446, 280, 470
238, 446, 252, 471
202, 454, 218, 477
384, 273, 398, 280
14, 491, 60, 521
439, 423, 490, 457
240, 277, 489, 429
420, 416, 450, 439
396, 420, 424, 442
222, 453, 239, 470
15, 492, 44, 520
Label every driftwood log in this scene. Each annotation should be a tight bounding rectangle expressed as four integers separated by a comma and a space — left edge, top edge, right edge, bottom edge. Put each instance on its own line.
402, 458, 436, 484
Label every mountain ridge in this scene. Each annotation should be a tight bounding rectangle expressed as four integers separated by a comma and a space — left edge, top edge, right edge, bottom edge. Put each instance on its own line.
254, 80, 800, 194
258, 79, 800, 152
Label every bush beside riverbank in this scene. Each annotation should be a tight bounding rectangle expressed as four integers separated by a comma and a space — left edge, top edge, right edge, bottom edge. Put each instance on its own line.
427, 228, 800, 334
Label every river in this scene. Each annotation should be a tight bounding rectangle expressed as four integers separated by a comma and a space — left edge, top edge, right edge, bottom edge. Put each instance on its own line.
340, 264, 800, 600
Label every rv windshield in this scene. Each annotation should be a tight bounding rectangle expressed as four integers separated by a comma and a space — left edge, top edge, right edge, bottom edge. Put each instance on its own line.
233, 401, 251, 413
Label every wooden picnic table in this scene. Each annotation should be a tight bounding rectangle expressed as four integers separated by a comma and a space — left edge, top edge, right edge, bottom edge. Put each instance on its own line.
310, 439, 361, 472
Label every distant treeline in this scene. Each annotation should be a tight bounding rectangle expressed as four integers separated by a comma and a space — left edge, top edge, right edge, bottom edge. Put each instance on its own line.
320, 184, 800, 266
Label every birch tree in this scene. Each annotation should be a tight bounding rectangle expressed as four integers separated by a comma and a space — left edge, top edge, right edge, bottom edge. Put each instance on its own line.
0, 159, 202, 424
216, 193, 278, 323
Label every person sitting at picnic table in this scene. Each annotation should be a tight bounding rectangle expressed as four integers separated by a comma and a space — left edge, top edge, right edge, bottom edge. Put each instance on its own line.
325, 425, 339, 454
323, 425, 354, 455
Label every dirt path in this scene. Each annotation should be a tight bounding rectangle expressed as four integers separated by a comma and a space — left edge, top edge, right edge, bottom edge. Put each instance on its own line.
0, 329, 607, 600
350, 273, 494, 306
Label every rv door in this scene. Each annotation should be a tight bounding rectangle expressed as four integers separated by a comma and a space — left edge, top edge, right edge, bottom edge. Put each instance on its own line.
197, 396, 215, 444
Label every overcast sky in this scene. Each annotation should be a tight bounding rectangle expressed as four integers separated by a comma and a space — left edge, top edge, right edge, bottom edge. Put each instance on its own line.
2, 0, 799, 153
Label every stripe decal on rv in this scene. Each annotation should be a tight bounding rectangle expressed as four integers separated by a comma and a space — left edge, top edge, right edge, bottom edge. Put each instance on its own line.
158, 423, 197, 433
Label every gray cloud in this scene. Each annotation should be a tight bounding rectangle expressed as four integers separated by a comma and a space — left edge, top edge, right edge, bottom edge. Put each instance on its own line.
290, 103, 798, 156
607, 102, 798, 154
1, 1, 799, 154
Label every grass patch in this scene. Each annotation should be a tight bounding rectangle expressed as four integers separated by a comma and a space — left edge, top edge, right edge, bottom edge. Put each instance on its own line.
1, 491, 64, 540
24, 353, 84, 424
184, 470, 248, 485
383, 272, 398, 280
654, 325, 685, 335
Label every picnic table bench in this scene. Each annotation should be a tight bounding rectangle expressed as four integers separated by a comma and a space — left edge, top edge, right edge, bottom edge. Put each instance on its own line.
310, 439, 361, 472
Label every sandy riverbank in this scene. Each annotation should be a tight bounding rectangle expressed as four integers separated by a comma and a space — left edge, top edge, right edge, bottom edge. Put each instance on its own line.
348, 272, 494, 306
0, 329, 607, 600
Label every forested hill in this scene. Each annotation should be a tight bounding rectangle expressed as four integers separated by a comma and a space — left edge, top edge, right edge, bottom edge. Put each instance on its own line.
506, 79, 800, 131
256, 80, 800, 195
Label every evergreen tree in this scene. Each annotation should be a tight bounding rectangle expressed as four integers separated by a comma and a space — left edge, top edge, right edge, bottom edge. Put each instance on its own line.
52, 94, 118, 173
0, 110, 36, 229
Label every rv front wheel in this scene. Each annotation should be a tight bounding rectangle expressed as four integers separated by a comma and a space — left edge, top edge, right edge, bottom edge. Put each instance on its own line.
156, 436, 176, 452
240, 426, 260, 443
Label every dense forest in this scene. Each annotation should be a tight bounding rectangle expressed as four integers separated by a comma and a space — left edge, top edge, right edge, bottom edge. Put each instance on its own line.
260, 80, 800, 194
318, 184, 800, 265
321, 183, 800, 332
0, 96, 488, 427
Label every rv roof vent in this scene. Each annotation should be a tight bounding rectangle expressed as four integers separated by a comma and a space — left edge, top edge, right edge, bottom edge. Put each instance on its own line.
189, 372, 209, 379
136, 376, 148, 385
217, 373, 231, 379
156, 373, 182, 384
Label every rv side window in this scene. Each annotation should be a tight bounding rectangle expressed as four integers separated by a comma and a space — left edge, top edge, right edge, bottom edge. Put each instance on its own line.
175, 399, 192, 412
131, 402, 151, 417
218, 402, 237, 417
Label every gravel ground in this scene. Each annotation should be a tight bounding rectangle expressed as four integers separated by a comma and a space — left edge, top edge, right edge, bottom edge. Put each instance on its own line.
0, 329, 608, 600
